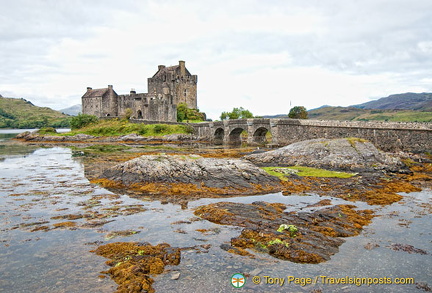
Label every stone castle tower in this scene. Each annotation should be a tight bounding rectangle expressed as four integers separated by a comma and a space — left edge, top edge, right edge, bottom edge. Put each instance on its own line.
81, 61, 197, 122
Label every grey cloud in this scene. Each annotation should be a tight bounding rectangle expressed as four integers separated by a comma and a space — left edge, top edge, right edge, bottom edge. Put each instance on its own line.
0, 0, 141, 73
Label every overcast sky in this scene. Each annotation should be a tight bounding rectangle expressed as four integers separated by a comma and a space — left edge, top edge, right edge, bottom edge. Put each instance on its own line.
1, 0, 431, 119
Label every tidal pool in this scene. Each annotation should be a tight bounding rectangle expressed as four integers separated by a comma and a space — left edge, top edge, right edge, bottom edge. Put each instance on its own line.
0, 132, 430, 292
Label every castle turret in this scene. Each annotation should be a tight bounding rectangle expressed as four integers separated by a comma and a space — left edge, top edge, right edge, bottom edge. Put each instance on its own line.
179, 60, 186, 76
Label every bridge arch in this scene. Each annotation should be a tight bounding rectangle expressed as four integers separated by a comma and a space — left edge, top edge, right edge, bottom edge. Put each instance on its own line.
228, 127, 246, 145
252, 126, 271, 144
214, 128, 224, 145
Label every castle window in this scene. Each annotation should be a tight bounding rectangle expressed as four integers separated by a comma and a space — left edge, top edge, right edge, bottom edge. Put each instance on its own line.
184, 89, 187, 97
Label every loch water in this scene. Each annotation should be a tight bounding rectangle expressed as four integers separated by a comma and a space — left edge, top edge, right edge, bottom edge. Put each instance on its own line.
0, 130, 431, 293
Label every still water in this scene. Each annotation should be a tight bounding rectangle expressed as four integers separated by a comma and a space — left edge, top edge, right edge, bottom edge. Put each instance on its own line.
0, 130, 430, 292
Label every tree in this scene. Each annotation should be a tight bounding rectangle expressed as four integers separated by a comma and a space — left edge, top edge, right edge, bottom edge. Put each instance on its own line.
220, 107, 254, 120
177, 103, 206, 122
288, 106, 308, 119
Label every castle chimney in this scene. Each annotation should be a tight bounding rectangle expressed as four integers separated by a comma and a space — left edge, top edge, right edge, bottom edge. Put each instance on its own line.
108, 85, 113, 90
87, 87, 92, 91
158, 65, 166, 71
179, 60, 185, 76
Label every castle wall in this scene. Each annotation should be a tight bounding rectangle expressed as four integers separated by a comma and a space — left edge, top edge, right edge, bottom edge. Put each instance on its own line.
147, 97, 177, 122
101, 86, 118, 117
82, 96, 102, 117
117, 94, 133, 116
173, 75, 198, 108
114, 93, 176, 122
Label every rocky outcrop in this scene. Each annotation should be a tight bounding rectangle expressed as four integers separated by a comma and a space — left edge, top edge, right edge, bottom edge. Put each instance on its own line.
195, 201, 374, 263
97, 154, 281, 195
15, 131, 95, 142
15, 131, 198, 143
245, 138, 406, 172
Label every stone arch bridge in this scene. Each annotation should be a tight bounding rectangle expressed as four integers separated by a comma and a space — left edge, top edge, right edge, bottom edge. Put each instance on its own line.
190, 118, 432, 153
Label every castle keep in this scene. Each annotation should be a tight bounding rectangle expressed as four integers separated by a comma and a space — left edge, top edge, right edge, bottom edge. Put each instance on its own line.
81, 61, 197, 122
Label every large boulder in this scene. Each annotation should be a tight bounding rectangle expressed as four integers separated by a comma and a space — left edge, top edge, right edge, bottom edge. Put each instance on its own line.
98, 154, 281, 194
245, 138, 406, 172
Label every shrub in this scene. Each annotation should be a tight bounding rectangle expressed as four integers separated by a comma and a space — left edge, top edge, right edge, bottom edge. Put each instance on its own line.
51, 118, 71, 128
182, 125, 194, 134
37, 127, 57, 135
177, 103, 206, 122
70, 114, 99, 130
153, 124, 168, 133
138, 127, 148, 135
122, 108, 133, 120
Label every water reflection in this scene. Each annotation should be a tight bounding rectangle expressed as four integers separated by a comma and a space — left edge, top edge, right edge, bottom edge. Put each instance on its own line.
0, 132, 39, 159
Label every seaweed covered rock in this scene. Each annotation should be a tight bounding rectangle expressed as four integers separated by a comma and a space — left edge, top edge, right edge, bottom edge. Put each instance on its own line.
96, 154, 281, 195
92, 242, 180, 293
245, 138, 406, 172
195, 201, 374, 263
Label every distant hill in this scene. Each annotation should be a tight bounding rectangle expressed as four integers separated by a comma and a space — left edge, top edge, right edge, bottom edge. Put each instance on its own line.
59, 104, 81, 116
0, 96, 70, 128
353, 92, 432, 111
262, 114, 288, 119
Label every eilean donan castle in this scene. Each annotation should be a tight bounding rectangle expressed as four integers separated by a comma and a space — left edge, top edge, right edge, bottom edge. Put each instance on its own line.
81, 61, 197, 122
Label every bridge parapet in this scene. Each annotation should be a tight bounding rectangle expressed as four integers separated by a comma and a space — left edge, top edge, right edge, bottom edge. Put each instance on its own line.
189, 118, 431, 152
273, 118, 432, 130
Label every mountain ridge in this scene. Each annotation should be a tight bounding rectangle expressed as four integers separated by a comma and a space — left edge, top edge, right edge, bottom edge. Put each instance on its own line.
59, 104, 81, 116
352, 92, 432, 111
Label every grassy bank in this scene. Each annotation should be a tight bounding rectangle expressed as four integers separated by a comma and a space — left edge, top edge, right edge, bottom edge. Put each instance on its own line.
59, 120, 194, 137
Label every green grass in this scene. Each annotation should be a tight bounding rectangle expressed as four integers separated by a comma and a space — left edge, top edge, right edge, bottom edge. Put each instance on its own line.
262, 167, 292, 181
262, 166, 356, 179
62, 119, 194, 137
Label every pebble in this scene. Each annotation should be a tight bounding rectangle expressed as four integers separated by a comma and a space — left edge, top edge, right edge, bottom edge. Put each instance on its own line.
171, 272, 181, 280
